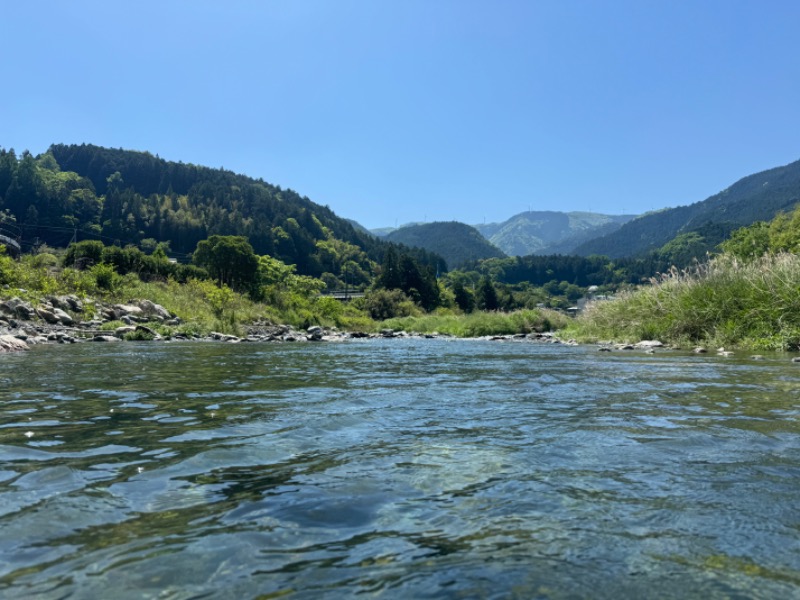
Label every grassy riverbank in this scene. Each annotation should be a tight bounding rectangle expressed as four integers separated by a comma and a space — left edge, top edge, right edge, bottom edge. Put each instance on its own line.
566, 253, 800, 351
0, 251, 568, 338
382, 309, 570, 337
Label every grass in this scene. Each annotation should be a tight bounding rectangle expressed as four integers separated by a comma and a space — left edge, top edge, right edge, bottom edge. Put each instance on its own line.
567, 253, 800, 350
381, 308, 571, 337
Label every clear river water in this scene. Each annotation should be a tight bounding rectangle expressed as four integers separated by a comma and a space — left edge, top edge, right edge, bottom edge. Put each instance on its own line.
1, 339, 800, 599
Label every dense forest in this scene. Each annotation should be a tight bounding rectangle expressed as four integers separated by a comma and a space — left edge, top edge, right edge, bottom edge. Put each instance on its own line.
384, 221, 506, 268
0, 144, 444, 290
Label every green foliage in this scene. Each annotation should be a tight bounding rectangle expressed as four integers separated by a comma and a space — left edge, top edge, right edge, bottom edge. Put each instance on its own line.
569, 253, 800, 350
383, 308, 570, 337
193, 235, 259, 293
364, 288, 419, 320
375, 248, 441, 311
0, 249, 17, 287
452, 281, 475, 313
90, 263, 122, 292
384, 221, 504, 268
63, 240, 104, 269
476, 276, 499, 311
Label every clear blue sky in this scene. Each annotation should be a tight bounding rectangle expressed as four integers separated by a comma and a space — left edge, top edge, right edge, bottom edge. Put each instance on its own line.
2, 1, 799, 229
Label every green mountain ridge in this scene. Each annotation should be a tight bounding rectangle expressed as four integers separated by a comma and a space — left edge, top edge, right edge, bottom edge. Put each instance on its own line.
574, 158, 800, 258
0, 143, 446, 288
475, 211, 636, 256
384, 221, 506, 269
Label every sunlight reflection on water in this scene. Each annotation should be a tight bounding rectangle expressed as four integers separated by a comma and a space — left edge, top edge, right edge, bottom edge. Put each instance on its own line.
1, 340, 799, 598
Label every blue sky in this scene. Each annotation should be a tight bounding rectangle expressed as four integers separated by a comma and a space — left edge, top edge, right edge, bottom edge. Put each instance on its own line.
2, 1, 799, 229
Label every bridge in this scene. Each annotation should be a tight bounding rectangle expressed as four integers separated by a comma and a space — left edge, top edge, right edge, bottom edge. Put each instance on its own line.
0, 224, 21, 258
319, 291, 365, 302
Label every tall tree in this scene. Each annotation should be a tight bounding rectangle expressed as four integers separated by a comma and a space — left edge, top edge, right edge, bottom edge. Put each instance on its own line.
193, 235, 259, 292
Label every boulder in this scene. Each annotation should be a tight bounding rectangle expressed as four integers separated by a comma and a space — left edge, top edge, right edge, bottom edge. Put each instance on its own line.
0, 334, 28, 352
92, 335, 121, 342
36, 308, 61, 324
138, 300, 171, 320
636, 340, 664, 348
115, 325, 137, 337
52, 308, 74, 326
113, 304, 144, 319
307, 326, 324, 341
2, 298, 35, 320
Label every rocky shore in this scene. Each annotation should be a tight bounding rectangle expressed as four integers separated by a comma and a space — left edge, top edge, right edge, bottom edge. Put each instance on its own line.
0, 294, 573, 353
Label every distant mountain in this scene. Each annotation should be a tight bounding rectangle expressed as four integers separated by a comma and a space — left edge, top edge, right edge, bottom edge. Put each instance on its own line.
574, 158, 800, 258
384, 221, 506, 269
371, 222, 425, 238
475, 211, 636, 256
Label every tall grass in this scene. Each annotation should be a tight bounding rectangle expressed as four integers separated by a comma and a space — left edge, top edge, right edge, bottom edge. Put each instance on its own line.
382, 308, 570, 337
568, 253, 800, 350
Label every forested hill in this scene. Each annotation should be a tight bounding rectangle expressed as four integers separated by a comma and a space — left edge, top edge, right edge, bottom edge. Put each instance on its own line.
0, 143, 444, 283
384, 222, 506, 268
574, 158, 800, 258
475, 211, 635, 256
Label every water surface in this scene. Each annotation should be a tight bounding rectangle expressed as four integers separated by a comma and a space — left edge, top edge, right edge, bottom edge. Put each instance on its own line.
1, 339, 799, 599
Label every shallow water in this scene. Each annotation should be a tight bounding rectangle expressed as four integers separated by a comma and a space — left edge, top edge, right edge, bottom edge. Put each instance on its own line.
1, 339, 799, 599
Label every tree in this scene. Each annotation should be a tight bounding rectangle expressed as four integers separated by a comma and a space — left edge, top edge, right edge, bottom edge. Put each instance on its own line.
63, 240, 105, 269
476, 276, 499, 311
193, 235, 259, 292
452, 281, 475, 313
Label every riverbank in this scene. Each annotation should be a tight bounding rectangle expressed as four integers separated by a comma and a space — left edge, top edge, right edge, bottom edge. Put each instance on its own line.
565, 253, 800, 352
0, 292, 575, 352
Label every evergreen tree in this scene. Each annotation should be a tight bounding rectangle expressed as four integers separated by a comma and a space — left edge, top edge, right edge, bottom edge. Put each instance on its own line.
476, 276, 499, 311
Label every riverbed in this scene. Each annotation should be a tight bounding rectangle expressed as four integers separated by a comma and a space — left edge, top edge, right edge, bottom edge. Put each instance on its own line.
1, 339, 799, 598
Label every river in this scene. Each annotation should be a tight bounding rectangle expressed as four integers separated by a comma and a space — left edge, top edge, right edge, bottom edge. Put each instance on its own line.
1, 339, 799, 599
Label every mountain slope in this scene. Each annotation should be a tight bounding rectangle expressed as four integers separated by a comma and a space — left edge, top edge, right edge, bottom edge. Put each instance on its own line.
475, 211, 636, 256
0, 144, 446, 283
384, 221, 506, 268
574, 158, 800, 258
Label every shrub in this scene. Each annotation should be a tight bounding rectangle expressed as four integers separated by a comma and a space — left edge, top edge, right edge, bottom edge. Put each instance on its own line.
364, 289, 418, 320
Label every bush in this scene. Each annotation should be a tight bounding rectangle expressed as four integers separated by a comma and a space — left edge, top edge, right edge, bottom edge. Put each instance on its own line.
364, 289, 418, 320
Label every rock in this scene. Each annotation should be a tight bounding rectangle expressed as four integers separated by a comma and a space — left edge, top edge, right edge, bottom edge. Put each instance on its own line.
36, 308, 61, 324
693, 347, 707, 354
636, 340, 664, 348
718, 351, 735, 357
792, 357, 800, 363
0, 334, 28, 352
115, 325, 137, 337
598, 347, 612, 352
307, 326, 324, 341
92, 335, 121, 342
2, 298, 35, 320
380, 329, 395, 338
210, 332, 241, 343
113, 304, 144, 319
751, 355, 765, 360
138, 300, 171, 320
52, 308, 74, 326
62, 295, 83, 312
135, 324, 158, 337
